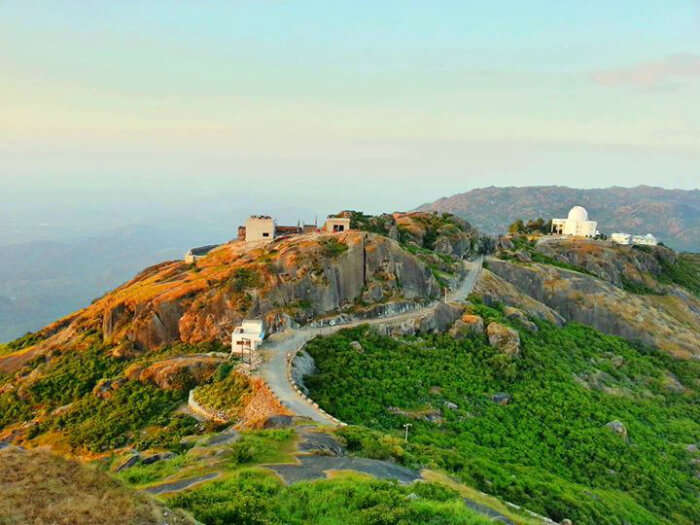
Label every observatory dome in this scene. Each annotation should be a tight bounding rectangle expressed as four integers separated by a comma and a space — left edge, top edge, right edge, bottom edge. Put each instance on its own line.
567, 206, 589, 223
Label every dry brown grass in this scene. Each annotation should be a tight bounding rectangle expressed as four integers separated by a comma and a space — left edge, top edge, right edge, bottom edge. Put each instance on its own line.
0, 447, 195, 525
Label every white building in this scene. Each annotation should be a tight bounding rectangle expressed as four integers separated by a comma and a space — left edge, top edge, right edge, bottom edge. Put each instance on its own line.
323, 216, 351, 233
244, 216, 276, 242
632, 233, 658, 246
610, 232, 631, 245
231, 319, 265, 354
611, 232, 658, 246
184, 244, 220, 263
551, 206, 598, 238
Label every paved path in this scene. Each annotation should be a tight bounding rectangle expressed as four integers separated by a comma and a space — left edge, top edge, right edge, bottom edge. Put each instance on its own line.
256, 256, 483, 425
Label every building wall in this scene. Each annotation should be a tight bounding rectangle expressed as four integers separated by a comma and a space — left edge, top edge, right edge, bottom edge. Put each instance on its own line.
245, 217, 275, 242
611, 233, 631, 245
563, 220, 597, 237
324, 217, 351, 233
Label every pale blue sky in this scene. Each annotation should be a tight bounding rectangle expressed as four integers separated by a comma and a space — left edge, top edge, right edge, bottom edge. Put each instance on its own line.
1, 1, 699, 243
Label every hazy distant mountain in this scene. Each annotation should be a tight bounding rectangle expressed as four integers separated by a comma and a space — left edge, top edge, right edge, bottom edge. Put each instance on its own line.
417, 185, 700, 251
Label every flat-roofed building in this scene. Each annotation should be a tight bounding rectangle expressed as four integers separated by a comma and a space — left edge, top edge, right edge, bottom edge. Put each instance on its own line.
610, 232, 632, 245
245, 216, 275, 242
231, 319, 265, 354
323, 216, 351, 233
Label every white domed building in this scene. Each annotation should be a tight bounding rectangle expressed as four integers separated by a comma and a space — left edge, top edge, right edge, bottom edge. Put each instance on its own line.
551, 206, 598, 238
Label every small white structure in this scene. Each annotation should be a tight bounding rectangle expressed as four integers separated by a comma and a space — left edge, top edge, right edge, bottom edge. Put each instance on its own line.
184, 244, 220, 263
551, 206, 598, 238
323, 216, 351, 233
610, 232, 632, 245
611, 232, 658, 246
231, 319, 265, 354
632, 233, 658, 246
245, 216, 275, 242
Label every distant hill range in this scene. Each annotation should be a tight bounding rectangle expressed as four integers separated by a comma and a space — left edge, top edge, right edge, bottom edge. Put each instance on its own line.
417, 185, 700, 252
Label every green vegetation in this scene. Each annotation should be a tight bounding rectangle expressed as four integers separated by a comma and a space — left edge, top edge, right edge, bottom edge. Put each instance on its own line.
117, 454, 191, 486
319, 237, 349, 257
37, 381, 193, 451
657, 252, 700, 296
0, 341, 228, 452
500, 236, 595, 276
507, 217, 552, 235
169, 469, 491, 525
2, 331, 46, 352
226, 429, 296, 467
303, 312, 699, 524
229, 268, 262, 292
193, 371, 251, 419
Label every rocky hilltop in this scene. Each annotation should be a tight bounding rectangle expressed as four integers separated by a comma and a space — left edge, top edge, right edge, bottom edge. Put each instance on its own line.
417, 185, 700, 251
1, 233, 430, 371
474, 238, 699, 358
0, 212, 478, 374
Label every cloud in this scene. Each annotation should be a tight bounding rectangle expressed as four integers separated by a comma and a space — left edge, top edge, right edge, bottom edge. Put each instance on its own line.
591, 54, 700, 87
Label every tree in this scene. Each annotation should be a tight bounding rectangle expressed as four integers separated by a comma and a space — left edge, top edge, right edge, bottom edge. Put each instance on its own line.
508, 219, 525, 234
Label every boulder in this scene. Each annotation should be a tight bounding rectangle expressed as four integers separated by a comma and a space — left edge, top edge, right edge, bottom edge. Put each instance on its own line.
491, 393, 511, 405
605, 420, 628, 441
449, 314, 484, 339
486, 322, 520, 357
92, 378, 126, 399
140, 451, 175, 465
114, 453, 140, 472
291, 350, 317, 395
349, 341, 363, 352
262, 415, 294, 429
444, 401, 459, 410
515, 250, 532, 263
503, 306, 538, 332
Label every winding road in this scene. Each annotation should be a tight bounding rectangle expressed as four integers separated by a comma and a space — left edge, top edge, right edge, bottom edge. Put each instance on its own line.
256, 256, 483, 425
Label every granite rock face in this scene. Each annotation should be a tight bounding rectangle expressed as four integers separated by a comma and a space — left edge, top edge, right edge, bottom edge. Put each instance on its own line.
125, 355, 225, 390
474, 268, 565, 326
482, 257, 699, 358
534, 239, 677, 293
2, 232, 442, 362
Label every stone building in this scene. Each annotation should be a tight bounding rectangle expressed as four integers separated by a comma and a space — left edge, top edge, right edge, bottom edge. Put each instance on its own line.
323, 216, 351, 233
244, 216, 276, 242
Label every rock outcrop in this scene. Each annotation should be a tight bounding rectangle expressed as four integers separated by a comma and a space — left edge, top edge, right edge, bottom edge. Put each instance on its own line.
126, 355, 225, 390
449, 314, 485, 338
0, 232, 443, 370
486, 323, 520, 357
534, 239, 677, 293
473, 269, 565, 326
376, 302, 463, 337
483, 257, 699, 359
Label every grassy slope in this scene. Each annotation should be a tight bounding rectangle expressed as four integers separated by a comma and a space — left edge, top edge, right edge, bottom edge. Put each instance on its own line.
303, 308, 700, 525
0, 447, 195, 525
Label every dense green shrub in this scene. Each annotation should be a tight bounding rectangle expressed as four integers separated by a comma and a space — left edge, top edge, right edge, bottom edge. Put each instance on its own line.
170, 469, 491, 525
304, 318, 699, 524
319, 237, 348, 257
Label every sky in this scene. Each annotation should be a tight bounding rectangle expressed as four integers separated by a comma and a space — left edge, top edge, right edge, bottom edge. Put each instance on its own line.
1, 1, 699, 244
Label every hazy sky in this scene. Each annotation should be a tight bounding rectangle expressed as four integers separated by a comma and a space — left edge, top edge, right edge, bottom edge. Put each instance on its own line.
2, 1, 699, 243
